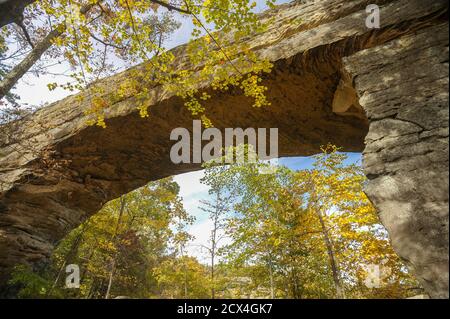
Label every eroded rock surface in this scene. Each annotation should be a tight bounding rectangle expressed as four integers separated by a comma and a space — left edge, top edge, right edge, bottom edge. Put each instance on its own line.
343, 23, 449, 298
0, 0, 448, 298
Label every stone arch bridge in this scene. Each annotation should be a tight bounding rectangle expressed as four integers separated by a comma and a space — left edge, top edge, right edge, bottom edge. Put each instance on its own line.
0, 0, 448, 298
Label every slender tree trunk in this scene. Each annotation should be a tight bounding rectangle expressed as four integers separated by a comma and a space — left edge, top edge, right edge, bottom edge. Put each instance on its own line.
211, 247, 215, 299
268, 258, 274, 299
86, 277, 97, 299
201, 189, 227, 300
310, 181, 345, 299
184, 268, 188, 299
105, 196, 126, 299
210, 192, 220, 299
105, 258, 116, 299
0, 3, 95, 100
316, 209, 345, 299
180, 247, 188, 299
0, 28, 62, 100
290, 267, 300, 299
46, 223, 88, 297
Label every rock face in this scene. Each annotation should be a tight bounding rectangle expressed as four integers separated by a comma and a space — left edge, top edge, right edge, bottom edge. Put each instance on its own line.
344, 23, 449, 298
0, 0, 448, 298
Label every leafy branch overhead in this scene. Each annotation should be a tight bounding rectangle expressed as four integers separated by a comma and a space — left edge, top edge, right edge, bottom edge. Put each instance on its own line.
0, 0, 277, 128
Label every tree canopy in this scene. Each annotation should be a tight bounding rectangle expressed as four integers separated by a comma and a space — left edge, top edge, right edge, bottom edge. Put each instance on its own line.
1, 0, 276, 127
9, 146, 421, 299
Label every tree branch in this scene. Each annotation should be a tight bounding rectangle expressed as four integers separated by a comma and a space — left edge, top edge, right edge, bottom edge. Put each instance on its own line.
0, 2, 96, 100
150, 0, 191, 15
0, 0, 35, 28
89, 32, 125, 50
16, 18, 34, 49
0, 27, 62, 100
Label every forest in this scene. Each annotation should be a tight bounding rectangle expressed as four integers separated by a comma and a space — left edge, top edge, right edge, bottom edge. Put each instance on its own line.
8, 146, 422, 299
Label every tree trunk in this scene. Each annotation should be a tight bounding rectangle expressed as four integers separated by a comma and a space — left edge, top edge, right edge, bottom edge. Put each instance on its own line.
104, 196, 126, 299
210, 250, 215, 299
316, 209, 345, 299
46, 224, 87, 297
209, 192, 221, 300
268, 258, 274, 299
184, 268, 188, 299
105, 258, 116, 299
0, 0, 36, 28
0, 3, 95, 100
0, 28, 62, 100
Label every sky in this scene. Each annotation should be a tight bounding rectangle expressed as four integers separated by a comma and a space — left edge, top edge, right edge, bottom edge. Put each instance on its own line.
7, 0, 363, 263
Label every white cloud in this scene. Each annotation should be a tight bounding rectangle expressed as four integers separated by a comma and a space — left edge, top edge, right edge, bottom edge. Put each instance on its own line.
186, 218, 231, 264
174, 170, 209, 199
186, 219, 212, 263
174, 169, 211, 224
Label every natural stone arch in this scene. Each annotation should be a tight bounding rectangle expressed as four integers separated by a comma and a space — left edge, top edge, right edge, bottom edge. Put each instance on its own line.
0, 0, 448, 298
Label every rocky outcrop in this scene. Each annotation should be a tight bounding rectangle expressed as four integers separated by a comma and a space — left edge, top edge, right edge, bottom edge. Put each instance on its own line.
0, 0, 448, 298
343, 23, 449, 298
